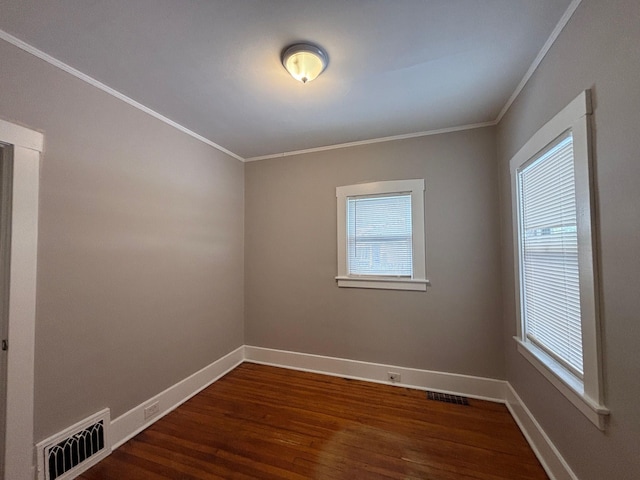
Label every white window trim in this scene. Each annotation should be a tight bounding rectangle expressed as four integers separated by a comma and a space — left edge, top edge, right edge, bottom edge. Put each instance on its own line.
509, 90, 608, 429
336, 179, 429, 291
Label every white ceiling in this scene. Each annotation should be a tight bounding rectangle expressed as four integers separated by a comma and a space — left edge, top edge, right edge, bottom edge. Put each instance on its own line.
0, 0, 573, 160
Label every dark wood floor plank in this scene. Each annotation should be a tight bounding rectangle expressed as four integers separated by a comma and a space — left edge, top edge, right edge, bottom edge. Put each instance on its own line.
79, 363, 548, 480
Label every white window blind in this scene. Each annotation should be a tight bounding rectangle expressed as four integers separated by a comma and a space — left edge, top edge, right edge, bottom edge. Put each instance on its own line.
518, 132, 583, 378
346, 194, 413, 277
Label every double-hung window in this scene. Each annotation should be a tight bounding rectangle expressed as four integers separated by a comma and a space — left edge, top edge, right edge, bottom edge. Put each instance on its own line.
336, 179, 428, 291
510, 91, 607, 428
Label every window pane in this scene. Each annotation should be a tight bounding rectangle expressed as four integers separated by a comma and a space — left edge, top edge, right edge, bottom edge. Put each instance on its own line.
347, 194, 413, 276
518, 133, 584, 377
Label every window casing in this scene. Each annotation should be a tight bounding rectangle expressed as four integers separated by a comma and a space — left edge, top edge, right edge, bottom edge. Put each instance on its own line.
336, 179, 428, 291
510, 90, 607, 429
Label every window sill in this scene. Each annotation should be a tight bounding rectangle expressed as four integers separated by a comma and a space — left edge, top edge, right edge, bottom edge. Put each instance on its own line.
335, 276, 430, 291
514, 337, 609, 430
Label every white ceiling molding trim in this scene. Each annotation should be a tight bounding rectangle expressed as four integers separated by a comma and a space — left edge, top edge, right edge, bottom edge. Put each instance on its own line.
0, 29, 245, 162
0, 0, 579, 165
495, 0, 582, 123
245, 121, 498, 162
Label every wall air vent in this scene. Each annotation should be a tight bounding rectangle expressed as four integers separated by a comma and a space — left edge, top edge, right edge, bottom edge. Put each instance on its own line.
36, 409, 111, 480
426, 391, 469, 406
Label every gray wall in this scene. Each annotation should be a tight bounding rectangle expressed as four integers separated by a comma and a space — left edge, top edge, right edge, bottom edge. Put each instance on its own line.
5, 2, 637, 476
245, 128, 504, 379
0, 39, 245, 441
496, 0, 640, 478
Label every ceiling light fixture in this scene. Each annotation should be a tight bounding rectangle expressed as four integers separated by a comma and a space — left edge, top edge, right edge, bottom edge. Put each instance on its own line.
281, 43, 328, 84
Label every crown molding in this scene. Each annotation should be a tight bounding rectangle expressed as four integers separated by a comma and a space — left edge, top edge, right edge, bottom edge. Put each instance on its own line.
0, 29, 244, 162
245, 121, 497, 162
1, 0, 582, 163
495, 0, 582, 123
245, 0, 582, 163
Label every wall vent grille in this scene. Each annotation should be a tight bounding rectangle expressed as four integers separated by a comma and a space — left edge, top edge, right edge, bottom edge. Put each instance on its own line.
37, 409, 111, 480
426, 391, 470, 405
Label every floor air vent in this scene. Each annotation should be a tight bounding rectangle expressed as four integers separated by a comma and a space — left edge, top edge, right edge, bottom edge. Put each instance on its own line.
427, 391, 469, 405
37, 409, 111, 480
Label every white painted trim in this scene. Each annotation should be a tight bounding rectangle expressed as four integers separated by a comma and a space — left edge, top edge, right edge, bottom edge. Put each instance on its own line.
334, 276, 429, 291
244, 121, 497, 162
92, 345, 579, 480
0, 118, 43, 152
0, 29, 244, 163
505, 383, 579, 480
243, 345, 506, 403
496, 0, 582, 122
0, 0, 582, 165
243, 0, 581, 164
110, 346, 244, 449
515, 339, 608, 429
335, 179, 427, 291
509, 89, 606, 429
509, 91, 591, 171
0, 0, 583, 164
246, 347, 580, 479
0, 121, 41, 480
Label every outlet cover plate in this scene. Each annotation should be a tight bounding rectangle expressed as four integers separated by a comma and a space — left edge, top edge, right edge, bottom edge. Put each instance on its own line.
144, 401, 160, 420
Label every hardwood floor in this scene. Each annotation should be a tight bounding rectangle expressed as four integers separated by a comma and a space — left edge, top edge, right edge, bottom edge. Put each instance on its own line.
80, 363, 548, 479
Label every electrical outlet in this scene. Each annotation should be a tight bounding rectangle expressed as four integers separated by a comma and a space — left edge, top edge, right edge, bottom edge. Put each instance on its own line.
144, 401, 160, 420
388, 372, 401, 383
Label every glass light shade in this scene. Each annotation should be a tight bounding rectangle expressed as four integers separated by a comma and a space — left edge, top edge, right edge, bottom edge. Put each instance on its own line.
282, 44, 328, 84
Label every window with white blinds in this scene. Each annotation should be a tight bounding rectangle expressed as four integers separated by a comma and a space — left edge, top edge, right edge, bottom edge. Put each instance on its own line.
517, 132, 583, 378
509, 90, 607, 429
347, 194, 413, 277
336, 179, 428, 291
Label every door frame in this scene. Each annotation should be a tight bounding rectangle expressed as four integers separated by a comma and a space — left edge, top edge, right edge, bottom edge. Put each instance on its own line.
0, 117, 41, 480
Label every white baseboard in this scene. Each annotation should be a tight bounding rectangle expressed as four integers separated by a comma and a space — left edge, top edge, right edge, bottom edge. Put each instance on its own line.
110, 345, 244, 449
505, 383, 578, 480
244, 345, 507, 402
104, 344, 576, 480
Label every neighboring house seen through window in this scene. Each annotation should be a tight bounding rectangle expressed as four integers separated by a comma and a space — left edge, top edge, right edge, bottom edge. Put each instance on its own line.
336, 179, 428, 291
510, 90, 608, 429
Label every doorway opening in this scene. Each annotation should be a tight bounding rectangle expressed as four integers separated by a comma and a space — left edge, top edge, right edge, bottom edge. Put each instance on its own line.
0, 118, 41, 480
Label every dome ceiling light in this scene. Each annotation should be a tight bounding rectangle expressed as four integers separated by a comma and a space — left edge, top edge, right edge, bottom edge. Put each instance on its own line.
281, 43, 328, 84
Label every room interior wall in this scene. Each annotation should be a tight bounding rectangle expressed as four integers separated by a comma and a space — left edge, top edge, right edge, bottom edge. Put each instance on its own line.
0, 38, 245, 442
3, 2, 638, 477
496, 0, 640, 478
245, 128, 505, 380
